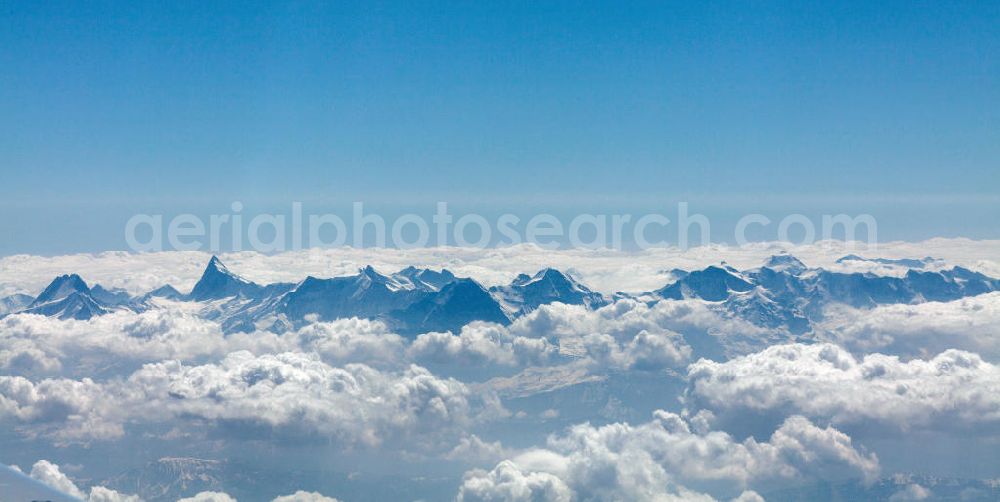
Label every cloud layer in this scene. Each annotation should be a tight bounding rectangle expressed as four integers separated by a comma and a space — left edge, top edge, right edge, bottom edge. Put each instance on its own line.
459, 411, 877, 501
686, 343, 1000, 434
1, 351, 505, 448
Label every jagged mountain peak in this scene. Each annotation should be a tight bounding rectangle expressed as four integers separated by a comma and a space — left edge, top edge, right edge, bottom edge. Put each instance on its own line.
389, 277, 511, 334
763, 253, 808, 274
510, 268, 574, 288
537, 267, 571, 281
532, 268, 593, 294
393, 266, 458, 291
357, 265, 414, 292
25, 290, 108, 320
204, 255, 234, 275
189, 256, 260, 301
492, 267, 606, 314
33, 273, 92, 305
655, 265, 754, 302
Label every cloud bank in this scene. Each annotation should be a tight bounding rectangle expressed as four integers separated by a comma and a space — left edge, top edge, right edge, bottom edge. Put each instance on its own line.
686, 343, 1000, 434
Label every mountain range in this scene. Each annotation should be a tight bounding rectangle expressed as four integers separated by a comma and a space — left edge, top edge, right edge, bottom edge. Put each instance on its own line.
2, 254, 998, 338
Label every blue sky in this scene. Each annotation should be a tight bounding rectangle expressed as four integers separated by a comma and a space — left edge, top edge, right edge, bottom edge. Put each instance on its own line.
1, 1, 997, 253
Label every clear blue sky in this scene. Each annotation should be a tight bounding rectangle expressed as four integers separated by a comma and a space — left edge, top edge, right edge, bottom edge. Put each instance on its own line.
1, 1, 997, 253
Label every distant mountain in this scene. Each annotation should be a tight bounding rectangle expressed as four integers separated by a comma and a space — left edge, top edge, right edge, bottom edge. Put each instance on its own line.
143, 284, 184, 301
18, 274, 112, 320
762, 253, 808, 274
188, 256, 266, 301
276, 266, 429, 322
389, 278, 512, 334
643, 254, 1000, 335
0, 293, 34, 316
31, 273, 91, 305
24, 290, 110, 320
491, 268, 607, 315
187, 260, 595, 335
836, 254, 941, 269
394, 266, 458, 291
655, 264, 754, 302
90, 284, 133, 306
105, 457, 227, 501
6, 255, 997, 343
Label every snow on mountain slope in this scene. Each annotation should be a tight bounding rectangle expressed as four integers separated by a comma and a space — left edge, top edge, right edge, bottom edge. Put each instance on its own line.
490, 268, 607, 315
6, 254, 998, 341
0, 292, 34, 315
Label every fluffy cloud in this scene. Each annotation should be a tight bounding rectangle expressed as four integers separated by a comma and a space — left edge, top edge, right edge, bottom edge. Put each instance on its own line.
457, 460, 573, 502
27, 460, 141, 502
88, 487, 144, 502
510, 300, 756, 341
271, 492, 341, 502
816, 292, 1000, 360
686, 343, 1000, 433
1, 299, 701, 385
291, 318, 407, 367
446, 434, 512, 464
889, 484, 932, 501
569, 330, 691, 372
0, 351, 506, 446
730, 492, 766, 502
0, 312, 423, 379
406, 306, 698, 379
21, 460, 339, 502
0, 375, 122, 441
177, 492, 237, 502
125, 351, 504, 447
460, 411, 877, 501
29, 459, 86, 498
0, 337, 62, 374
509, 299, 771, 361
0, 308, 293, 377
408, 322, 559, 371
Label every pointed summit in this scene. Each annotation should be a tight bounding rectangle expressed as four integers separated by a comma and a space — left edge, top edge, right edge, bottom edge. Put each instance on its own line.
763, 254, 807, 274
530, 268, 584, 292
357, 265, 409, 291
25, 274, 111, 320
189, 256, 261, 301
32, 274, 92, 306
491, 267, 607, 313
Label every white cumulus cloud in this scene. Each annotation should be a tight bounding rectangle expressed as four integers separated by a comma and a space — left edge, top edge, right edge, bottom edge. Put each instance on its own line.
460, 410, 877, 501
686, 343, 1000, 434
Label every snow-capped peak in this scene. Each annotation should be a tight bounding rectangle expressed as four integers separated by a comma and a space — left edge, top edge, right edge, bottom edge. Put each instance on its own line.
32, 273, 92, 306
189, 256, 259, 301
763, 254, 808, 274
